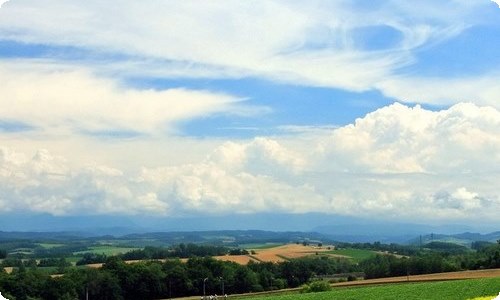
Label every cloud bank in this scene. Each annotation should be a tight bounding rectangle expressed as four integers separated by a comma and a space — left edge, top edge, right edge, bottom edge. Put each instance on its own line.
0, 103, 498, 223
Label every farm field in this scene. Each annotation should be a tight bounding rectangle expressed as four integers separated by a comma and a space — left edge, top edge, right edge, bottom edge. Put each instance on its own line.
37, 243, 64, 249
66, 256, 83, 264
73, 245, 141, 256
248, 243, 333, 263
333, 268, 500, 287
238, 243, 283, 249
77, 243, 371, 267
77, 243, 334, 267
209, 243, 335, 265
325, 248, 377, 262
78, 244, 328, 267
84, 258, 190, 269
2, 230, 500, 299
214, 255, 259, 265
234, 277, 500, 300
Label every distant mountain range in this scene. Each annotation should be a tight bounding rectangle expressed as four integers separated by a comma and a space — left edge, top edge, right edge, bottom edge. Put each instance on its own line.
407, 231, 500, 247
0, 228, 498, 250
0, 229, 331, 246
311, 222, 482, 243
0, 212, 496, 244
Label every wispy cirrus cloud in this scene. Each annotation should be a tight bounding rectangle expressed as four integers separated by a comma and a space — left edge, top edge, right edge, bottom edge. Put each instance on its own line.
0, 60, 266, 137
0, 0, 493, 96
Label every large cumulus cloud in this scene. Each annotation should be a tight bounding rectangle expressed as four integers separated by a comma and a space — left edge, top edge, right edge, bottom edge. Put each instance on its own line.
0, 103, 498, 223
318, 102, 500, 173
0, 147, 167, 215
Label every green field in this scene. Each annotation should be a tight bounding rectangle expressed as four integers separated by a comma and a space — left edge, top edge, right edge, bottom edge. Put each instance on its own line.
38, 243, 65, 249
66, 256, 83, 264
73, 246, 140, 256
240, 243, 284, 249
239, 277, 500, 300
326, 248, 377, 262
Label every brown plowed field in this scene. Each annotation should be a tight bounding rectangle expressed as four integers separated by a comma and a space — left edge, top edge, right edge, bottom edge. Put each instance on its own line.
213, 255, 259, 265
250, 244, 332, 262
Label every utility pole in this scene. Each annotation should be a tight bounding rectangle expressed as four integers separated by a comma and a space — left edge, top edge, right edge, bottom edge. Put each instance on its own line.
86, 286, 89, 300
169, 279, 172, 299
203, 277, 208, 300
220, 277, 224, 295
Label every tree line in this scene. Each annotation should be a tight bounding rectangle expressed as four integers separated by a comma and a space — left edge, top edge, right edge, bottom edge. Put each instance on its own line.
0, 255, 354, 300
75, 244, 250, 265
360, 242, 500, 279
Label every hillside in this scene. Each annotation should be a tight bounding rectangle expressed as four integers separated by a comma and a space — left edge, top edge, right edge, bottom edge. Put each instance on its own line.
409, 232, 500, 247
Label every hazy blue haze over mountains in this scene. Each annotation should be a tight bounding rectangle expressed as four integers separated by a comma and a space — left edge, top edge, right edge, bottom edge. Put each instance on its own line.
0, 213, 493, 243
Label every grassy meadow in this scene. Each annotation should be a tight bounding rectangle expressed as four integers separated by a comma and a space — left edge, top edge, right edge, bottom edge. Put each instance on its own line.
326, 248, 377, 262
73, 245, 141, 256
37, 243, 65, 249
240, 243, 284, 249
236, 277, 500, 300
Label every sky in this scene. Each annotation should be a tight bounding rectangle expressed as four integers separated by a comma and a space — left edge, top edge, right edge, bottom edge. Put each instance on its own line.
0, 0, 499, 229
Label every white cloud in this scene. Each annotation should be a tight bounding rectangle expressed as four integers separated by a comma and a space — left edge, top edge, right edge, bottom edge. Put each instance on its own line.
317, 102, 500, 173
0, 103, 498, 223
0, 0, 498, 112
139, 161, 325, 215
209, 138, 306, 175
378, 75, 500, 109
0, 60, 262, 136
0, 147, 168, 215
5, 0, 500, 226
0, 0, 492, 95
135, 102, 497, 222
492, 0, 500, 8
0, 1, 497, 225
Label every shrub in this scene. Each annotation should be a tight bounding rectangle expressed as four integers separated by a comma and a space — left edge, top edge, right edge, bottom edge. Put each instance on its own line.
301, 280, 331, 293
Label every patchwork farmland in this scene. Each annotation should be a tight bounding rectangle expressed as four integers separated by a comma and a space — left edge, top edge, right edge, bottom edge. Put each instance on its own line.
212, 243, 375, 264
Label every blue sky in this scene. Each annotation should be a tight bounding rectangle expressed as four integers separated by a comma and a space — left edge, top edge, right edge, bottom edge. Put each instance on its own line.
0, 0, 499, 227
